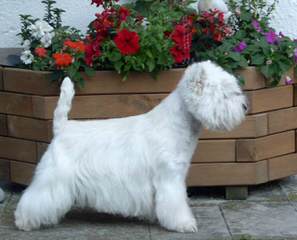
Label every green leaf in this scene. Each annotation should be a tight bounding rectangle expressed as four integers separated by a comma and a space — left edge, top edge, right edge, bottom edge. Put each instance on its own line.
251, 54, 265, 65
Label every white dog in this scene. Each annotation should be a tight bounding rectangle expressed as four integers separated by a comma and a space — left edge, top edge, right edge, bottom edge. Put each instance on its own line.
15, 61, 247, 233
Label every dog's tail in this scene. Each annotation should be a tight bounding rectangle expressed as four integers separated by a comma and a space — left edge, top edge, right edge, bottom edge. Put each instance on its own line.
53, 77, 75, 136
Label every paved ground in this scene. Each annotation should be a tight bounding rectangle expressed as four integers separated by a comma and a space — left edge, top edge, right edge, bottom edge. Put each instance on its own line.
2, 176, 297, 240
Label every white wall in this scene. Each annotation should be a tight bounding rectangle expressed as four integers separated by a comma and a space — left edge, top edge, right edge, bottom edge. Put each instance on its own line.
0, 0, 296, 47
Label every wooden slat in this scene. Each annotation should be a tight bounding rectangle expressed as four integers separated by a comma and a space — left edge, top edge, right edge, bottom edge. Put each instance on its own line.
201, 113, 268, 139
32, 94, 166, 119
187, 161, 268, 186
4, 66, 295, 95
268, 107, 297, 134
193, 140, 235, 163
7, 116, 52, 142
0, 114, 7, 135
3, 67, 183, 95
247, 85, 293, 114
3, 68, 59, 95
0, 67, 3, 90
0, 91, 276, 120
269, 153, 297, 181
239, 67, 295, 90
0, 92, 33, 117
0, 158, 10, 181
6, 114, 268, 143
0, 136, 37, 163
238, 67, 266, 90
237, 131, 295, 162
79, 70, 182, 94
10, 161, 35, 185
294, 85, 297, 106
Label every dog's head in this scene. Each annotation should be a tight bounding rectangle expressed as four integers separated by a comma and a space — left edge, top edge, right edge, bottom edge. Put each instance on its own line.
178, 61, 247, 131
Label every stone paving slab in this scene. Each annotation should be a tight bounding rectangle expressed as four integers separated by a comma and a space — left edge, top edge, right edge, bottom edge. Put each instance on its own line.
149, 206, 231, 240
0, 196, 150, 240
221, 201, 297, 239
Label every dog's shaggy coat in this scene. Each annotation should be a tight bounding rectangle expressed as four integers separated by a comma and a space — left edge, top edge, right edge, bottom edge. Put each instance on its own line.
15, 61, 247, 232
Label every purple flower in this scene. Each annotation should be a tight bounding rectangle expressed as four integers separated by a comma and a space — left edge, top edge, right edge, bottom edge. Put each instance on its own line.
265, 30, 278, 44
252, 19, 262, 33
285, 76, 294, 85
294, 48, 297, 63
233, 41, 247, 53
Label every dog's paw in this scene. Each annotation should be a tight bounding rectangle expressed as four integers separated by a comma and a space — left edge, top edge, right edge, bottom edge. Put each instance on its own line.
15, 218, 34, 231
163, 217, 198, 233
174, 218, 198, 233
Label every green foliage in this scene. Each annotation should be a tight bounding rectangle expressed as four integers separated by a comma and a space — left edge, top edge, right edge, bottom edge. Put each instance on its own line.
17, 0, 297, 88
195, 0, 297, 86
18, 15, 39, 42
128, 0, 196, 18
18, 0, 92, 87
228, 0, 278, 22
42, 0, 65, 28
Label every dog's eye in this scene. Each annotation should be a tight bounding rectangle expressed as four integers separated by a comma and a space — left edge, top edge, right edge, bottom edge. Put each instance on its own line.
242, 104, 248, 112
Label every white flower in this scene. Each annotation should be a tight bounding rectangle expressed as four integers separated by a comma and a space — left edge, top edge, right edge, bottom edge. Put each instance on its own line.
40, 32, 55, 48
22, 40, 31, 50
20, 50, 34, 65
29, 20, 54, 40
141, 17, 149, 29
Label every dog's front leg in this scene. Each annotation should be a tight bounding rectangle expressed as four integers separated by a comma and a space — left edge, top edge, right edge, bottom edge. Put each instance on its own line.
155, 169, 197, 233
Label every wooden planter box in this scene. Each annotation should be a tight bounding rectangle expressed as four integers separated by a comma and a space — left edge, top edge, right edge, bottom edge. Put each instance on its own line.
0, 65, 297, 197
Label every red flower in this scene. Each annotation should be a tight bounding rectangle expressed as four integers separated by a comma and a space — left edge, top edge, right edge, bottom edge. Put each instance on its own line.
52, 53, 73, 68
198, 9, 230, 44
218, 12, 225, 23
213, 32, 223, 42
114, 29, 140, 55
170, 45, 190, 64
64, 40, 86, 53
91, 0, 103, 7
35, 47, 47, 58
91, 0, 119, 7
171, 25, 187, 44
170, 18, 193, 64
85, 38, 101, 66
93, 8, 116, 36
119, 6, 130, 22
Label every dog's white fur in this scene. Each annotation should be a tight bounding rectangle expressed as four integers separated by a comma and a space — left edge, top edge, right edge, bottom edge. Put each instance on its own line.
15, 61, 247, 232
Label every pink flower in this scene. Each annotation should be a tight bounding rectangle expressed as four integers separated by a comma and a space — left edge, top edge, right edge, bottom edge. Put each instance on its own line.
233, 41, 247, 53
285, 76, 294, 85
265, 30, 278, 44
252, 19, 262, 33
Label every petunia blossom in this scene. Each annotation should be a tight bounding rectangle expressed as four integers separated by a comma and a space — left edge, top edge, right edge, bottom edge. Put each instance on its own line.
265, 30, 278, 44
233, 41, 247, 53
114, 29, 140, 55
252, 19, 262, 33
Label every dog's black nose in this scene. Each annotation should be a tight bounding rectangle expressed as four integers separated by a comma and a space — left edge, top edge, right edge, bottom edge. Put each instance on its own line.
242, 104, 248, 113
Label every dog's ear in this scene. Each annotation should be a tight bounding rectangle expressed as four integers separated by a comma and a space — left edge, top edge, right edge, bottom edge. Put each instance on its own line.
181, 63, 206, 97
196, 68, 207, 95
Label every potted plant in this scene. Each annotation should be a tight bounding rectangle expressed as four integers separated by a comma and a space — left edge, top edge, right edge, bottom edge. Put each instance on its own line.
0, 0, 297, 199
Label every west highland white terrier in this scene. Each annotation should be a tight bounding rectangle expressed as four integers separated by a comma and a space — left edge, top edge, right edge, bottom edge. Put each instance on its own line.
15, 61, 247, 232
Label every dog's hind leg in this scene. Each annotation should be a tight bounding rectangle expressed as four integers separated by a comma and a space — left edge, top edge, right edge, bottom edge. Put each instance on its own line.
15, 151, 74, 231
154, 165, 197, 233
